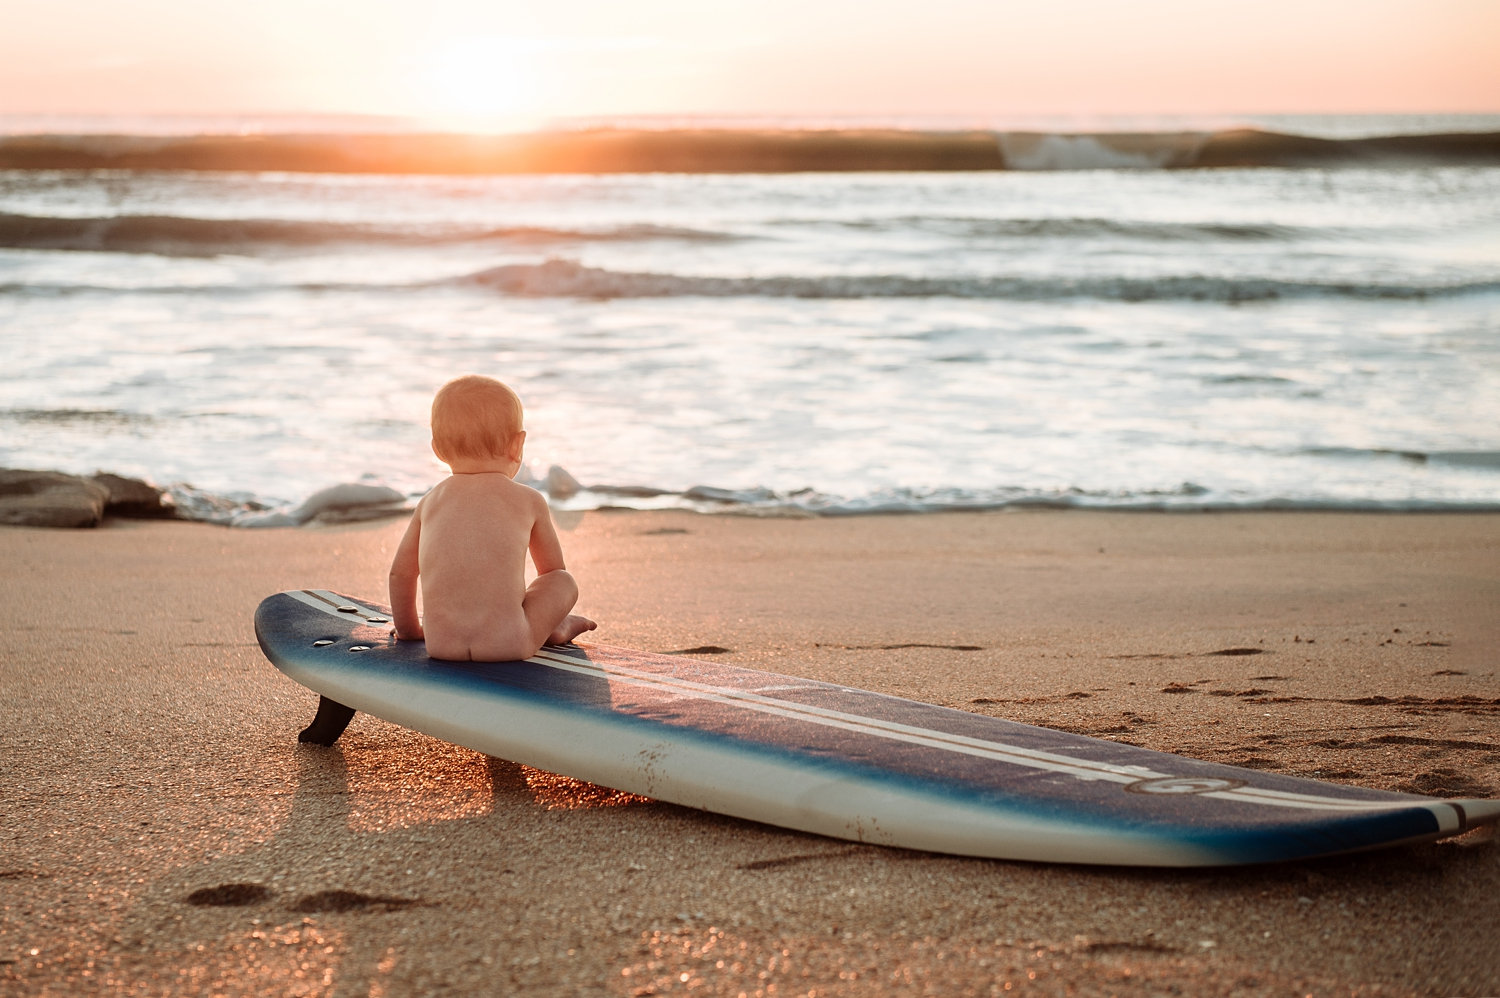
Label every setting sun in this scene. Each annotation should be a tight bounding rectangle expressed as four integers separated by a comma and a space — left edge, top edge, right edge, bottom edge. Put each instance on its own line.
416, 36, 543, 128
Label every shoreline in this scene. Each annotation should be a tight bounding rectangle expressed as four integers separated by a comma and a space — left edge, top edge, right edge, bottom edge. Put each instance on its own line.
3, 509, 1497, 994
7, 465, 1500, 531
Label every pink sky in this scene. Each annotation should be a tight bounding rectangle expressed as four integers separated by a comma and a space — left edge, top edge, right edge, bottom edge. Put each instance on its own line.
2, 0, 1496, 126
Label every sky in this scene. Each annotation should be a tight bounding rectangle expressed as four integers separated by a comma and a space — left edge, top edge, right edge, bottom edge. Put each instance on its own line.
1, 0, 1497, 127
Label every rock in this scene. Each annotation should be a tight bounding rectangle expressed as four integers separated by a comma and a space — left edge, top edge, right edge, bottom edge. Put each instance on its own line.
293, 483, 404, 519
308, 502, 411, 526
544, 465, 583, 499
231, 482, 408, 527
91, 472, 176, 518
0, 469, 111, 528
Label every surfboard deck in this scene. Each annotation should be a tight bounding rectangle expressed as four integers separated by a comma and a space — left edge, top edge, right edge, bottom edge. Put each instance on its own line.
254, 589, 1500, 867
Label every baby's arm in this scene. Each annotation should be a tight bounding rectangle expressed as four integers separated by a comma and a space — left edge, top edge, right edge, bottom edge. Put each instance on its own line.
527, 491, 568, 575
388, 508, 424, 640
523, 491, 595, 647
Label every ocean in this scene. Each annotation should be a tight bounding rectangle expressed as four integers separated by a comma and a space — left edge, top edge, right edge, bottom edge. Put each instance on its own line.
2, 114, 1498, 523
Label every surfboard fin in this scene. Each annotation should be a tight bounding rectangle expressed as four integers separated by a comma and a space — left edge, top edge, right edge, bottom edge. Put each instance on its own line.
298, 696, 356, 747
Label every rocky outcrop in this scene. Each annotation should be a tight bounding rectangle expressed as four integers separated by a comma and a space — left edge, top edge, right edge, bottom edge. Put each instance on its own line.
0, 469, 415, 529
92, 472, 176, 518
0, 469, 176, 528
0, 470, 111, 527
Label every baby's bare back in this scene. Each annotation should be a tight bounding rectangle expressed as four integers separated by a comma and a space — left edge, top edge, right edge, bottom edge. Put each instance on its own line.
416, 473, 538, 660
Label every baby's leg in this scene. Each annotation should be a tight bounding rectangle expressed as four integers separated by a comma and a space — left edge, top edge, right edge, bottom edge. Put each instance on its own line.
522, 570, 596, 651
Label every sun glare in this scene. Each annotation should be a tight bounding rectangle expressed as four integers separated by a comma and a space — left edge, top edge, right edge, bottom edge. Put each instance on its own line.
417, 36, 544, 130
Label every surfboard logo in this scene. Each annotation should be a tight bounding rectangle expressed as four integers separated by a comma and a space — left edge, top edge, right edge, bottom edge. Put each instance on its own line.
1125, 777, 1248, 796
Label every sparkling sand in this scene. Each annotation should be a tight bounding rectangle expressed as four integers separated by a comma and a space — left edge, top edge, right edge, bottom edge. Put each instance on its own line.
2, 510, 1498, 996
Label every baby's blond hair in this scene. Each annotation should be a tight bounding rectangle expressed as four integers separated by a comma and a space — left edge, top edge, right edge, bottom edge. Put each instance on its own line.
430, 375, 524, 463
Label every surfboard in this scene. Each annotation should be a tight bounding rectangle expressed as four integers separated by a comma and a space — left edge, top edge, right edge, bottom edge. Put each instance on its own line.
254, 589, 1500, 867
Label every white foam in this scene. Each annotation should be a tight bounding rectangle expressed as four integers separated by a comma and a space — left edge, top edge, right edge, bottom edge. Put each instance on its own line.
996, 132, 1206, 170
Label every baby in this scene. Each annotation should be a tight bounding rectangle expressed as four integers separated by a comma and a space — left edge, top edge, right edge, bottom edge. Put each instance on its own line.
389, 374, 596, 661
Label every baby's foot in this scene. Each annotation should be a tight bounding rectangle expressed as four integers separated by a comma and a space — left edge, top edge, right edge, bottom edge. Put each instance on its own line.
547, 613, 598, 646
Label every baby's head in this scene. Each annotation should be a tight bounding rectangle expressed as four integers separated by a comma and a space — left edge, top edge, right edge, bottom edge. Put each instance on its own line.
430, 374, 525, 467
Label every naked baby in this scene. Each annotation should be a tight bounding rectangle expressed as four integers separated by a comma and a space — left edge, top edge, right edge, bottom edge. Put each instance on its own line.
389, 374, 596, 661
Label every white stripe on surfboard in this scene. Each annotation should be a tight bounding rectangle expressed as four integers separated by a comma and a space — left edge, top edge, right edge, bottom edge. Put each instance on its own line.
288, 589, 393, 624
283, 591, 1445, 820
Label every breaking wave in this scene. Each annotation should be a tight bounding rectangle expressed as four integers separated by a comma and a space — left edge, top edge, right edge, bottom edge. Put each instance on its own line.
812, 216, 1309, 241
1297, 447, 1500, 470
0, 211, 732, 257
0, 209, 1343, 260
180, 472, 1500, 526
1, 127, 1496, 174
462, 259, 1499, 303
9, 258, 1494, 302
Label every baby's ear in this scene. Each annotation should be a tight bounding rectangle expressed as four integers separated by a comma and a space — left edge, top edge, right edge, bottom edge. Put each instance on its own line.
430, 437, 449, 463
508, 430, 527, 462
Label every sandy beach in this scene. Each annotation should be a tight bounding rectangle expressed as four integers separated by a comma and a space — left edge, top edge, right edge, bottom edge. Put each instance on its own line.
2, 509, 1498, 996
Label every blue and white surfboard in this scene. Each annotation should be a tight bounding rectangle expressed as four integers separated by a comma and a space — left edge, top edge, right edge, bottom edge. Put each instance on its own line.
255, 590, 1500, 867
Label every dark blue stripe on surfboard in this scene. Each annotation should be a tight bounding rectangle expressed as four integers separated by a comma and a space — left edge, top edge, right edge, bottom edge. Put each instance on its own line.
255, 591, 1447, 864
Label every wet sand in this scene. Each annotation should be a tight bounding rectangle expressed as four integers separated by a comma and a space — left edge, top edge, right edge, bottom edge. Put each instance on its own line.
2, 510, 1498, 996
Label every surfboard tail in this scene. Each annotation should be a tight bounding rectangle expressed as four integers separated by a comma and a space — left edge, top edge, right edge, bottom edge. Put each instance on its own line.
1450, 799, 1500, 831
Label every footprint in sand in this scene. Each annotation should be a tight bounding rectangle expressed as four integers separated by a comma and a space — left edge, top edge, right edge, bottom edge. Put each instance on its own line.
183, 883, 423, 913
184, 883, 273, 907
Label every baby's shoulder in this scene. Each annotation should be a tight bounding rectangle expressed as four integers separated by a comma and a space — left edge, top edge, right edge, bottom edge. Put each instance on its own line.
432, 473, 546, 517
502, 475, 551, 515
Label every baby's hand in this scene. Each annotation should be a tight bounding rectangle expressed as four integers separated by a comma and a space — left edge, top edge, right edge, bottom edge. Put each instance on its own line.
392, 625, 424, 641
